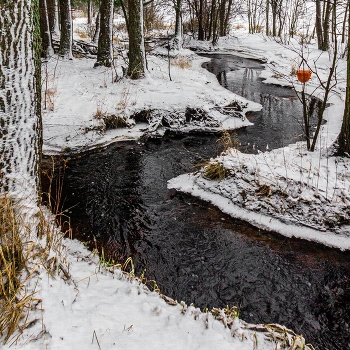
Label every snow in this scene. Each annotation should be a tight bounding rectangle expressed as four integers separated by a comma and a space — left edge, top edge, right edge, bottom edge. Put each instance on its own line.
42, 46, 259, 153
3, 17, 349, 350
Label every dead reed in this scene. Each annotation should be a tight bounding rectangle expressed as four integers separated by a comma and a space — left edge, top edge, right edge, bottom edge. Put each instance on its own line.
0, 197, 37, 344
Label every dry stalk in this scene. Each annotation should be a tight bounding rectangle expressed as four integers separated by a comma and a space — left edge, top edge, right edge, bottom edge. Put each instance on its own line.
0, 197, 37, 344
1, 158, 71, 345
171, 56, 192, 69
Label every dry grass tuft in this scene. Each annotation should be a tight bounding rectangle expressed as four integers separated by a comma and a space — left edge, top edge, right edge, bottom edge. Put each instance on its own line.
102, 115, 128, 130
1, 159, 71, 345
45, 88, 57, 111
74, 28, 90, 39
0, 197, 37, 344
172, 56, 192, 69
234, 23, 245, 30
216, 130, 233, 154
203, 162, 228, 180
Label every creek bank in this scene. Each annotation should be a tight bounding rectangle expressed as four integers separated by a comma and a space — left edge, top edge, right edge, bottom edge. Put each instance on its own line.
42, 50, 261, 155
52, 133, 350, 350
167, 48, 350, 249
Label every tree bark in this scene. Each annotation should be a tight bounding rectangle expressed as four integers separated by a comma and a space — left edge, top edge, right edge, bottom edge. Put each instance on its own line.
271, 0, 277, 36
92, 11, 101, 44
120, 0, 129, 33
337, 9, 350, 155
39, 0, 54, 57
321, 0, 332, 50
341, 2, 348, 43
87, 0, 93, 24
266, 0, 269, 35
58, 0, 73, 58
95, 0, 114, 67
197, 0, 205, 40
315, 0, 324, 49
0, 0, 42, 205
128, 0, 145, 78
47, 0, 60, 36
173, 0, 183, 49
222, 0, 232, 36
218, 0, 224, 36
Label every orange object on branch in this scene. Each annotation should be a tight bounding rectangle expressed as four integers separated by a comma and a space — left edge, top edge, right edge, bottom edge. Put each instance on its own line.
296, 69, 312, 83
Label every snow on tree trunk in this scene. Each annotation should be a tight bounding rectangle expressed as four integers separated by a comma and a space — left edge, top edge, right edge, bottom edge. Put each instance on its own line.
40, 0, 54, 58
59, 0, 73, 59
337, 11, 350, 155
92, 11, 101, 44
128, 0, 146, 78
0, 0, 42, 212
95, 0, 114, 67
173, 0, 183, 49
47, 0, 60, 37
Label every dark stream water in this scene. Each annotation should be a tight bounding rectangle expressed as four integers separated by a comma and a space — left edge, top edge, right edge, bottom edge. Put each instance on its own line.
44, 55, 350, 349
201, 53, 322, 152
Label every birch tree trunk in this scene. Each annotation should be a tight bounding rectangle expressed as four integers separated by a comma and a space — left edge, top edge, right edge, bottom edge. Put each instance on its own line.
0, 0, 42, 208
128, 0, 145, 78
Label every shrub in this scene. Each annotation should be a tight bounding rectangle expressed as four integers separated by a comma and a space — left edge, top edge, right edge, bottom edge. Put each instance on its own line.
203, 162, 228, 180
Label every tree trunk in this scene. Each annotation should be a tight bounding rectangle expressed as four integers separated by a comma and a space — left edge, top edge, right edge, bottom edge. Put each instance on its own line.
92, 11, 101, 44
271, 1, 277, 37
59, 0, 73, 58
197, 0, 205, 40
0, 0, 42, 206
223, 0, 232, 35
95, 0, 114, 67
128, 0, 145, 78
120, 0, 129, 33
218, 0, 226, 36
47, 0, 60, 36
315, 0, 324, 49
341, 2, 348, 44
87, 0, 93, 24
207, 0, 215, 40
321, 0, 332, 50
173, 0, 183, 49
337, 9, 350, 154
266, 0, 269, 35
39, 0, 54, 57
212, 0, 219, 43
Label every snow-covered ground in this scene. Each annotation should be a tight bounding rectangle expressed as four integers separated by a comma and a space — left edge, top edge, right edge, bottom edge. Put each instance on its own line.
5, 21, 348, 350
42, 42, 260, 154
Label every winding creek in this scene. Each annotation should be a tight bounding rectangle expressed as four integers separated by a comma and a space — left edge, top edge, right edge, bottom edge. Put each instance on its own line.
43, 54, 350, 349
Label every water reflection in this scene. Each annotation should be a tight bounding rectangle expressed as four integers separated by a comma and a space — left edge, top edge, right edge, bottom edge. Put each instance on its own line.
201, 54, 320, 152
